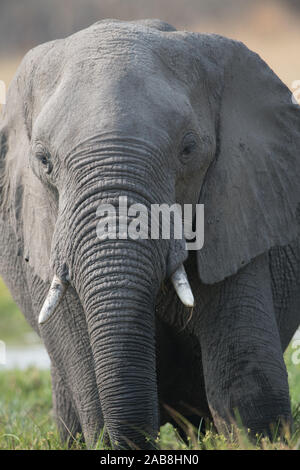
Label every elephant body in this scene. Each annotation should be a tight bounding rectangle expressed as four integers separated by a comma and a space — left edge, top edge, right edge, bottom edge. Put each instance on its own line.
0, 19, 299, 448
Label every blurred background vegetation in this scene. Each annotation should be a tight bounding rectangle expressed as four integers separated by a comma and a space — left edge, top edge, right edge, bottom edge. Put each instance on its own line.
0, 0, 299, 449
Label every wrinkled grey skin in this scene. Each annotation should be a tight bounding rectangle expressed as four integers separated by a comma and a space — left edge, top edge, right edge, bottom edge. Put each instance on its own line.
1, 19, 300, 449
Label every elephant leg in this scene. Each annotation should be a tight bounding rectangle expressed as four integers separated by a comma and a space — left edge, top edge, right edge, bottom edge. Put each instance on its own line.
269, 241, 300, 351
156, 317, 211, 434
197, 253, 292, 438
51, 364, 82, 445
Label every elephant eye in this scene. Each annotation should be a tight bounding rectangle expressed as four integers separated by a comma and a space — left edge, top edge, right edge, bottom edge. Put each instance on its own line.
182, 143, 195, 156
36, 151, 52, 174
180, 133, 198, 160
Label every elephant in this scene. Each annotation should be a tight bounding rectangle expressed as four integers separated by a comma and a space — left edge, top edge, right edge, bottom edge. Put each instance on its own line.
0, 18, 300, 449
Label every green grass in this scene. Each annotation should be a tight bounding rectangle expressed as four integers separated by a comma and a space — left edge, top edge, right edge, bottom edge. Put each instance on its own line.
0, 278, 299, 449
285, 344, 300, 411
0, 279, 40, 345
0, 367, 58, 450
0, 366, 299, 450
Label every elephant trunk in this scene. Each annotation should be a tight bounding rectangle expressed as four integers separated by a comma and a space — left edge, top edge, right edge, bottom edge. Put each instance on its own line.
88, 278, 158, 447
64, 154, 168, 446
76, 234, 163, 448
45, 139, 189, 447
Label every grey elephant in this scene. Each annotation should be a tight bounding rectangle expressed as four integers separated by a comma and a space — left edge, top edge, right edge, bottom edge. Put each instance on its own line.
0, 19, 300, 449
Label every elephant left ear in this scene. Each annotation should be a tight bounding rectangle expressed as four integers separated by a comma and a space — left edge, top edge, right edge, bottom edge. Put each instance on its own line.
21, 173, 57, 281
192, 36, 300, 284
0, 47, 57, 283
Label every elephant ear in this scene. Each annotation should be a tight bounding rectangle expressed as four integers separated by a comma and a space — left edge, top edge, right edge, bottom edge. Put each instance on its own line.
193, 36, 300, 284
0, 45, 58, 282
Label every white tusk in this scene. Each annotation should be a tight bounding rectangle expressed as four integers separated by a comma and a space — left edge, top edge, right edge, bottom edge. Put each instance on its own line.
38, 275, 68, 324
171, 264, 195, 307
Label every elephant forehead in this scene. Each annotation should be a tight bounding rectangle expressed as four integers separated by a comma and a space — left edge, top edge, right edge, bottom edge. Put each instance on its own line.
60, 20, 198, 85
63, 23, 166, 72
26, 21, 210, 155
31, 63, 192, 153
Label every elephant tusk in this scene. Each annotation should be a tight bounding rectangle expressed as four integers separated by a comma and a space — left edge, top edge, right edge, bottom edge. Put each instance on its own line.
171, 264, 195, 307
38, 275, 68, 324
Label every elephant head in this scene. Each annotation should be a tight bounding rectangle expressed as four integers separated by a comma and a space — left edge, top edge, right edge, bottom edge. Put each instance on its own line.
1, 19, 300, 448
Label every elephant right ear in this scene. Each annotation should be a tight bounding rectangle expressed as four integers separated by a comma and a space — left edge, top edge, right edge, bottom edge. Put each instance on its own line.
190, 35, 300, 284
0, 47, 57, 282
